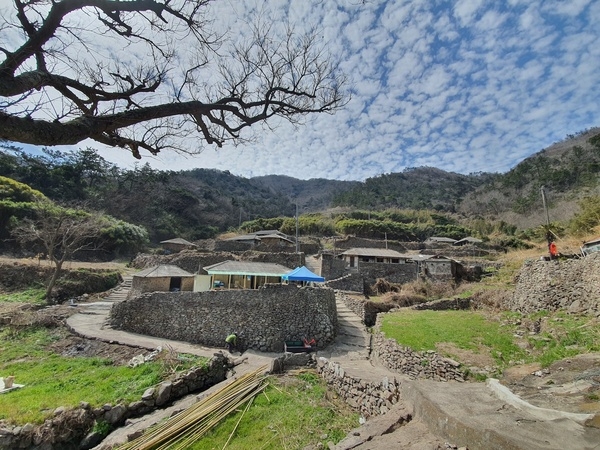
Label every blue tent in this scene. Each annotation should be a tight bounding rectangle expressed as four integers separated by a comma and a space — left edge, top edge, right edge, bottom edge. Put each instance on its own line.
282, 266, 325, 283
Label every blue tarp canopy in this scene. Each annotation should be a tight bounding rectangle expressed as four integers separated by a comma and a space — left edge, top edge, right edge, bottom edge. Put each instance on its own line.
282, 266, 325, 283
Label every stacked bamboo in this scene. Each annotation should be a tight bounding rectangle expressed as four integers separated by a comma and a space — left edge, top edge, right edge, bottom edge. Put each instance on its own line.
118, 366, 269, 450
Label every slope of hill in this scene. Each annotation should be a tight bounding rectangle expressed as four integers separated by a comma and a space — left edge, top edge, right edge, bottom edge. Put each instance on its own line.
2, 126, 599, 240
331, 167, 498, 212
252, 175, 360, 211
458, 128, 600, 228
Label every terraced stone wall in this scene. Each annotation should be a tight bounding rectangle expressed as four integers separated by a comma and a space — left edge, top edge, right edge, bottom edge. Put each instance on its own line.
110, 284, 337, 352
508, 253, 600, 315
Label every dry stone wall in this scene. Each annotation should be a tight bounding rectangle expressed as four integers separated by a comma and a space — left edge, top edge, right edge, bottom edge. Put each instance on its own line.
316, 358, 402, 418
508, 253, 600, 315
131, 250, 303, 274
326, 273, 364, 292
372, 314, 465, 382
0, 354, 231, 450
110, 285, 337, 352
359, 261, 419, 286
331, 236, 408, 253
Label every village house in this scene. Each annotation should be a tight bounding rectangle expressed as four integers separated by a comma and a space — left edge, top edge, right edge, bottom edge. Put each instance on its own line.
581, 237, 600, 256
453, 237, 483, 246
201, 260, 292, 290
223, 230, 294, 248
339, 247, 413, 269
414, 254, 458, 279
160, 238, 197, 253
128, 264, 195, 299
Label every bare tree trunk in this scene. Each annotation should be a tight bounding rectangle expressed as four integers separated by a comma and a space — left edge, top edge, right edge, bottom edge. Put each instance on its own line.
45, 259, 64, 304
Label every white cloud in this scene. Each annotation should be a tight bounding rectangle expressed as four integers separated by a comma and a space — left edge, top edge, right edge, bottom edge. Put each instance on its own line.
3, 0, 600, 182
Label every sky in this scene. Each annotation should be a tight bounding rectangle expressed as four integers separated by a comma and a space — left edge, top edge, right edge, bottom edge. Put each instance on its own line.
4, 0, 600, 181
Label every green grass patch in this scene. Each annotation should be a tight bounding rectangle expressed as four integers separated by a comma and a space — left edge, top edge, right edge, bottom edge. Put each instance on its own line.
380, 309, 600, 375
381, 309, 522, 356
526, 312, 600, 367
0, 327, 206, 424
0, 287, 46, 304
188, 371, 358, 449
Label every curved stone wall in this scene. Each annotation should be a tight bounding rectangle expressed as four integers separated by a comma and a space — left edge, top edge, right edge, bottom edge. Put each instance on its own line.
110, 285, 337, 352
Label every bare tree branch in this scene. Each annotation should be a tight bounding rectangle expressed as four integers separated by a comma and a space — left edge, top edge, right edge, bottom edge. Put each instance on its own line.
0, 0, 348, 157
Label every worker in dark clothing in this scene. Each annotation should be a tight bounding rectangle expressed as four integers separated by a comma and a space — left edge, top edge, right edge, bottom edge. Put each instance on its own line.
225, 333, 238, 353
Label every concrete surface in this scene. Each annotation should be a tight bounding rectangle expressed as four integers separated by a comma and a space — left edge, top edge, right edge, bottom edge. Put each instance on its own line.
67, 280, 600, 450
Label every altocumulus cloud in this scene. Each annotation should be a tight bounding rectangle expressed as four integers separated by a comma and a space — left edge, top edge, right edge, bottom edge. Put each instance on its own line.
7, 0, 600, 181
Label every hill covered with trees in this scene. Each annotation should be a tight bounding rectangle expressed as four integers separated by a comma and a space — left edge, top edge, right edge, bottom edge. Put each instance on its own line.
1, 127, 599, 245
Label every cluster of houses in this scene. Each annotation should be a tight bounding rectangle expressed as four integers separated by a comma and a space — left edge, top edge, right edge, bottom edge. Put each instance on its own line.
128, 231, 477, 298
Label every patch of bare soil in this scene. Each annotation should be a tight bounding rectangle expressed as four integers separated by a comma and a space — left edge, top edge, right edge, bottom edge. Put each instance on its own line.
435, 342, 496, 369
2, 301, 147, 366
47, 329, 145, 365
500, 353, 600, 414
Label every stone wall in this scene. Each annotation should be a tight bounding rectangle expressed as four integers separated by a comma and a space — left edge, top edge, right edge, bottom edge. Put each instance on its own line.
411, 297, 471, 311
507, 253, 600, 315
372, 314, 465, 382
131, 250, 303, 274
326, 273, 364, 293
331, 236, 408, 253
359, 261, 419, 286
320, 253, 347, 280
337, 291, 366, 321
110, 285, 337, 352
316, 357, 402, 418
0, 354, 231, 450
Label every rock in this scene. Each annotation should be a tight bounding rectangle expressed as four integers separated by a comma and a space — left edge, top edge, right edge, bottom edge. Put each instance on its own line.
78, 430, 104, 449
141, 387, 155, 402
104, 404, 127, 425
155, 382, 172, 406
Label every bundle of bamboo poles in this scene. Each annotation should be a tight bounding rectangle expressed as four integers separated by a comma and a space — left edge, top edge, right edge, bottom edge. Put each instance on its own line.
118, 366, 269, 450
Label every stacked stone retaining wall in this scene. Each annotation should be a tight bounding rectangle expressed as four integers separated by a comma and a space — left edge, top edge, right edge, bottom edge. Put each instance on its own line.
359, 261, 419, 286
316, 358, 402, 418
131, 250, 302, 274
0, 354, 231, 450
326, 273, 364, 293
508, 253, 600, 315
110, 285, 337, 352
372, 314, 465, 382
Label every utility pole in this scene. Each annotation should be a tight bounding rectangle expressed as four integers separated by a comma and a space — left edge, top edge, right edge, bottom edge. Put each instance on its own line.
295, 203, 299, 254
541, 186, 556, 259
540, 186, 551, 228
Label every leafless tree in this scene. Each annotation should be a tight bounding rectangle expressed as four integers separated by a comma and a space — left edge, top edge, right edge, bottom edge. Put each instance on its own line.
0, 0, 347, 158
11, 203, 103, 302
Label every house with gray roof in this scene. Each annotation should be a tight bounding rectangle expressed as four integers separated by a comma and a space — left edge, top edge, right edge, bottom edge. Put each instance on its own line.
339, 247, 413, 269
203, 260, 292, 290
129, 264, 195, 298
160, 238, 197, 253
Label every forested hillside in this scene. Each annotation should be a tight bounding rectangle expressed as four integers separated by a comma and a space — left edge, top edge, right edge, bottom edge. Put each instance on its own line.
0, 147, 295, 242
458, 128, 600, 229
253, 175, 360, 210
331, 167, 498, 212
1, 126, 599, 244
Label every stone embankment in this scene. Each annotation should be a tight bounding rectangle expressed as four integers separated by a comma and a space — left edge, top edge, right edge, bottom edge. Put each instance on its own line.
110, 284, 337, 352
0, 354, 231, 450
316, 358, 402, 418
508, 252, 600, 315
372, 331, 465, 382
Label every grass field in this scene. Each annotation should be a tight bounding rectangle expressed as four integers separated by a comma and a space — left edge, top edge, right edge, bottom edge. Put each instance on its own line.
380, 308, 600, 375
0, 327, 206, 424
187, 372, 358, 450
